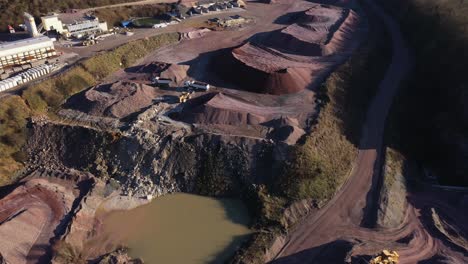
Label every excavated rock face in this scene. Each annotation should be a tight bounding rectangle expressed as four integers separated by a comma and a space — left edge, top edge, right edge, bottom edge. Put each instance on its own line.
0, 253, 7, 264
27, 117, 287, 199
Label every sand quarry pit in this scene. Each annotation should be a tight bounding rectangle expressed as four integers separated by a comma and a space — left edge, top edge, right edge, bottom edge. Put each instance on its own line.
60, 3, 365, 144
211, 4, 364, 95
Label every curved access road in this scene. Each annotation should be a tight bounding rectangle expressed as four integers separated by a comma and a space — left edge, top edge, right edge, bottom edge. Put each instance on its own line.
272, 0, 468, 262
269, 0, 439, 262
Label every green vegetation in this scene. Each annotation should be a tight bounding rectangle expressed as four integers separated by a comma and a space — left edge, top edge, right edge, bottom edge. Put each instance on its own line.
276, 22, 391, 202
0, 0, 142, 31
383, 148, 404, 188
23, 67, 95, 113
233, 12, 392, 262
381, 0, 468, 186
0, 96, 30, 185
94, 4, 172, 27
0, 32, 179, 184
52, 241, 86, 264
376, 147, 408, 228
195, 150, 237, 196
83, 32, 178, 78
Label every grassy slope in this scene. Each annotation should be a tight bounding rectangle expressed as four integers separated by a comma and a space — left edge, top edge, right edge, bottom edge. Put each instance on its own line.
232, 12, 392, 263
0, 32, 179, 184
94, 4, 172, 27
0, 0, 143, 31
383, 0, 468, 186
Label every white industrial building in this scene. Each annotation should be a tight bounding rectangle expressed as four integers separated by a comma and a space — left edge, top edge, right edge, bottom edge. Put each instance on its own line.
0, 36, 56, 71
41, 14, 65, 33
42, 14, 108, 38
65, 17, 108, 37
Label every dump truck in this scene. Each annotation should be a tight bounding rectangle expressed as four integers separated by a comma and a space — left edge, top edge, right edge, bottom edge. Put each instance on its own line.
370, 250, 399, 264
152, 76, 172, 87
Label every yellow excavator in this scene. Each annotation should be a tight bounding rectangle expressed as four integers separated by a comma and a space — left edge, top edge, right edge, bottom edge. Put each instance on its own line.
370, 250, 399, 264
179, 91, 193, 103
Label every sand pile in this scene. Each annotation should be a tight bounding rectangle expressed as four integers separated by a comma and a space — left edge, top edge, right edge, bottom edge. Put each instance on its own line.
182, 93, 267, 125
214, 4, 362, 95
128, 61, 188, 85
180, 93, 306, 142
160, 64, 189, 85
180, 28, 212, 40
65, 81, 161, 119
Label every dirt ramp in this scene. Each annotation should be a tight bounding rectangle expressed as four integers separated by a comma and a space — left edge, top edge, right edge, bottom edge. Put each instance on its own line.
261, 28, 323, 56
64, 81, 161, 119
181, 93, 268, 125
265, 67, 313, 95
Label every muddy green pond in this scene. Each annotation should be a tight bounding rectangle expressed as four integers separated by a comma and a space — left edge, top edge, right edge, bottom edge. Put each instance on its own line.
102, 193, 251, 263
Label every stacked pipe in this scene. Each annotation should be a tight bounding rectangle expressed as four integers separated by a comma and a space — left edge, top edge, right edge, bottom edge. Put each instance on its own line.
0, 64, 57, 92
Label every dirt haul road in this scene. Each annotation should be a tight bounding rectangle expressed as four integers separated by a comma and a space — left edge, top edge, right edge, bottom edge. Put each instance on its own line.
272, 0, 467, 263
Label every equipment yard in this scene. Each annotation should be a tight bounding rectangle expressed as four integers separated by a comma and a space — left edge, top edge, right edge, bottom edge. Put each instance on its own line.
0, 0, 467, 263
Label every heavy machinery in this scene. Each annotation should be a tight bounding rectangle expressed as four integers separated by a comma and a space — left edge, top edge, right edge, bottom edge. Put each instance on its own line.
184, 80, 210, 91
179, 91, 193, 103
82, 39, 96, 46
370, 250, 399, 264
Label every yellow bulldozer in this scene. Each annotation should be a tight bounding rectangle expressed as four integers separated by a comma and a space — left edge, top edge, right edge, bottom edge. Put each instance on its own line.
179, 91, 193, 103
370, 250, 399, 264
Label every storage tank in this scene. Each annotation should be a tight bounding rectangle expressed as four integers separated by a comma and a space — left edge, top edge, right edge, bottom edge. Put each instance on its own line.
24, 12, 40, 37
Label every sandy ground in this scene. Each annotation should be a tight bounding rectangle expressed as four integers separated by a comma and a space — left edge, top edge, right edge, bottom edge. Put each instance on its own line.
0, 177, 77, 264
269, 0, 468, 263
2, 1, 466, 263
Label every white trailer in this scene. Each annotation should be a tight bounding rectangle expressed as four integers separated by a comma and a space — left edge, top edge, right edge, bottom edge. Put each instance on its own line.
152, 76, 172, 84
184, 80, 210, 91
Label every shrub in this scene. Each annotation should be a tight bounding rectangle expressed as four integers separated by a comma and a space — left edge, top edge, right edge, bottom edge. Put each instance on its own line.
0, 96, 30, 183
